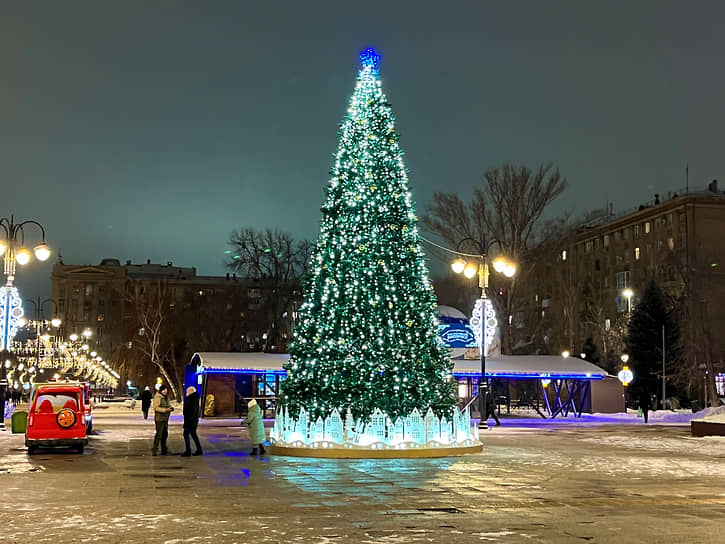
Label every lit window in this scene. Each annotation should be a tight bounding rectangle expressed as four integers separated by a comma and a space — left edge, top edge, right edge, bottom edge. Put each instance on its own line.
645, 222, 651, 234
561, 250, 567, 261
668, 237, 675, 250
635, 247, 640, 260
603, 235, 610, 247
634, 225, 641, 238
605, 318, 611, 331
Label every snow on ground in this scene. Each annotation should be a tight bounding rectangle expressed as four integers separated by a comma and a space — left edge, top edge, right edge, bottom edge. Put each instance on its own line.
693, 404, 725, 423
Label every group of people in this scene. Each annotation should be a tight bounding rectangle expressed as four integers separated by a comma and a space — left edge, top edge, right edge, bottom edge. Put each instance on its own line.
140, 385, 266, 456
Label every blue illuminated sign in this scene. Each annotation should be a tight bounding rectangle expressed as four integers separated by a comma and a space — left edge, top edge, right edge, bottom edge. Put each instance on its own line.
438, 323, 477, 348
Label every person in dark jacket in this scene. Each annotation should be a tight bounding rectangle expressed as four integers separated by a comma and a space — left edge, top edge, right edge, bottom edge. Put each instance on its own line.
484, 393, 501, 426
181, 386, 203, 457
152, 384, 174, 456
140, 386, 153, 420
638, 388, 651, 424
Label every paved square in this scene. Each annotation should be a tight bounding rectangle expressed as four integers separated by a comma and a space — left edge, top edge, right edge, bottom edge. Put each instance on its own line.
1, 409, 723, 543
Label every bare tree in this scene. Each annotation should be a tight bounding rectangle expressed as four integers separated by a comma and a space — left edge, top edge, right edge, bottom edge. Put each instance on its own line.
124, 279, 182, 399
227, 228, 312, 351
424, 163, 567, 353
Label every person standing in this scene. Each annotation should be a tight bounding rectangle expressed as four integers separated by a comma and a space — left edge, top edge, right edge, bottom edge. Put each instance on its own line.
243, 399, 266, 455
181, 386, 203, 457
140, 386, 153, 420
152, 384, 174, 456
638, 388, 651, 424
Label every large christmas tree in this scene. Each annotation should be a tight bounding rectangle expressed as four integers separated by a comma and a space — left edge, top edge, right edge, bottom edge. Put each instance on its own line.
280, 48, 455, 422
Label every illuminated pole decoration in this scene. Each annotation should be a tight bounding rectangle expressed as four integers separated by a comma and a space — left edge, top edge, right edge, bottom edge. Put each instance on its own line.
451, 243, 516, 429
0, 286, 23, 351
0, 216, 51, 351
273, 48, 481, 455
471, 298, 497, 357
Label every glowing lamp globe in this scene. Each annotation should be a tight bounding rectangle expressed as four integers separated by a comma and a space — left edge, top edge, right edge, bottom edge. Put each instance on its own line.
0, 242, 5, 256
618, 366, 634, 387
463, 264, 477, 279
51, 318, 62, 327
34, 243, 51, 261
503, 264, 516, 278
15, 248, 30, 265
69, 334, 78, 341
562, 350, 570, 358
451, 259, 465, 274
492, 258, 506, 273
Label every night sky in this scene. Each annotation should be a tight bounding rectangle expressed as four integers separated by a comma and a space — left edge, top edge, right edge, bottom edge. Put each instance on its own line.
2, 1, 724, 299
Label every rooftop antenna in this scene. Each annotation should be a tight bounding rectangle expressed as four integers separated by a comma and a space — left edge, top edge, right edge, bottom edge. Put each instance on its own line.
685, 163, 689, 194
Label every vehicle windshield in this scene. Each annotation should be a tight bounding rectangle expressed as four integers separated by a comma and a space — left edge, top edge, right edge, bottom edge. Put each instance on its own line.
33, 392, 80, 413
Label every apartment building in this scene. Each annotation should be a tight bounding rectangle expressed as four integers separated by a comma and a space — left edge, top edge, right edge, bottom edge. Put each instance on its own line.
532, 188, 725, 385
50, 259, 295, 387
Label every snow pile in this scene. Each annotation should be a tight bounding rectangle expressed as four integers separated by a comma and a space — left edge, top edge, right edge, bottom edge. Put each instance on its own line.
693, 405, 725, 424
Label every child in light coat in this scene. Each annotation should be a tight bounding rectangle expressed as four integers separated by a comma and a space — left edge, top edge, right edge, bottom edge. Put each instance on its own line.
243, 399, 266, 455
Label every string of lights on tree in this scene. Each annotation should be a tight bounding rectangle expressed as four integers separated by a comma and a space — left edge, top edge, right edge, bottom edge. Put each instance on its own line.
280, 48, 456, 422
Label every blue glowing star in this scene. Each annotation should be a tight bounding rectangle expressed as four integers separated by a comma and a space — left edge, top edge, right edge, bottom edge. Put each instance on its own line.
359, 47, 380, 69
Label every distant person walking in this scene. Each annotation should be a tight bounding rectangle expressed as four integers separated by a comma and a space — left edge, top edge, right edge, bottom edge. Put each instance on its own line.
152, 384, 174, 456
639, 388, 651, 424
140, 386, 153, 420
181, 386, 203, 457
484, 393, 501, 426
243, 399, 266, 455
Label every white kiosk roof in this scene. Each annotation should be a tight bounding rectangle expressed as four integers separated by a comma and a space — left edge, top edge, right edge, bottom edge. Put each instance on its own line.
191, 352, 607, 380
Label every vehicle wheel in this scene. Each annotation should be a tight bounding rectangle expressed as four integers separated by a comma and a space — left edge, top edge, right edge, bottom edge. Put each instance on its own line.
57, 409, 76, 428
27, 446, 37, 455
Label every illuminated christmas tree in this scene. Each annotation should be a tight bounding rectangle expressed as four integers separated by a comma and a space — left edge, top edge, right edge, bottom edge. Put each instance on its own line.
280, 48, 455, 422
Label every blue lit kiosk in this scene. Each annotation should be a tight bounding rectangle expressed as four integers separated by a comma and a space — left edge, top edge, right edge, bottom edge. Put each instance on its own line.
186, 308, 622, 457
187, 351, 618, 421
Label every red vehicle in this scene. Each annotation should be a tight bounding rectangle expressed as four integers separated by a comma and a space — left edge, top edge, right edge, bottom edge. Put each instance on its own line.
79, 382, 93, 433
25, 383, 88, 454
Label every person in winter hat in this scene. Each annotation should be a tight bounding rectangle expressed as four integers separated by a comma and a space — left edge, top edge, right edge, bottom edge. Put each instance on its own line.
181, 386, 203, 457
140, 386, 153, 420
243, 399, 266, 455
152, 384, 174, 456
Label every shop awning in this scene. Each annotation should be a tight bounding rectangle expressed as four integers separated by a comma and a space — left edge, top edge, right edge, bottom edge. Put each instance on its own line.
190, 352, 608, 380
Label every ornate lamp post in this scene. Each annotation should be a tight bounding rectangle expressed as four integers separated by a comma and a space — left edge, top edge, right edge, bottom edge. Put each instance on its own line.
451, 237, 516, 430
0, 216, 51, 351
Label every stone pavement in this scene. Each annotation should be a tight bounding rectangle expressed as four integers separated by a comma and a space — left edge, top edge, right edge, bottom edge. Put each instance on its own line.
1, 409, 724, 543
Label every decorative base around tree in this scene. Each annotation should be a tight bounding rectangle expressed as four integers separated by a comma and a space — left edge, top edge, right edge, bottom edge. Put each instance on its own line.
268, 442, 482, 458
270, 405, 482, 458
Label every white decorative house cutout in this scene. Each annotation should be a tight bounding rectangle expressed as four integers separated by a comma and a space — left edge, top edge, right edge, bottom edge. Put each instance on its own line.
271, 406, 480, 450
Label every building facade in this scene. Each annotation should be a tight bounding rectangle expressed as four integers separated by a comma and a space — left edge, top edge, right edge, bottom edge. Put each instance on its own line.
530, 189, 725, 402
51, 259, 297, 392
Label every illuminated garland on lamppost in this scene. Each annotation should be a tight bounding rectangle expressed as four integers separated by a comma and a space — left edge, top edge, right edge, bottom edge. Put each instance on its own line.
0, 216, 52, 351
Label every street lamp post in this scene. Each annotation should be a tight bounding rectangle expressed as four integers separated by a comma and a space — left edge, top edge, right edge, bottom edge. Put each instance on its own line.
451, 238, 516, 430
0, 216, 51, 351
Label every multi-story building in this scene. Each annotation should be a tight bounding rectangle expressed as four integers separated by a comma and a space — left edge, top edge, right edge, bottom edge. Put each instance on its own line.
51, 259, 297, 390
530, 186, 725, 401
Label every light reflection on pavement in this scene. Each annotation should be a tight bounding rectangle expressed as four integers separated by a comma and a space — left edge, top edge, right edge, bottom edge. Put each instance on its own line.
1, 410, 724, 543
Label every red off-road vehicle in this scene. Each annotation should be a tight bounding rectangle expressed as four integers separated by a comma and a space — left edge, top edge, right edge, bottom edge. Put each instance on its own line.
25, 383, 88, 454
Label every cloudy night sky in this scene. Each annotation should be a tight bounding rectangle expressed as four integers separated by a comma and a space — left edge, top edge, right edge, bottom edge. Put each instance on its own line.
2, 1, 724, 299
